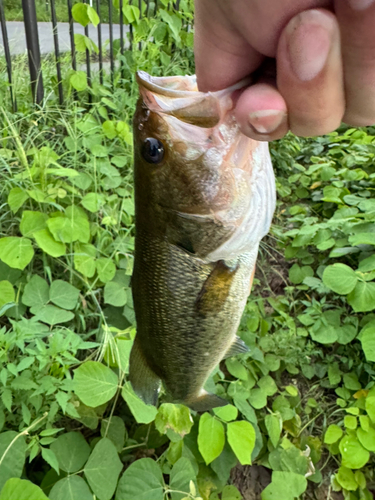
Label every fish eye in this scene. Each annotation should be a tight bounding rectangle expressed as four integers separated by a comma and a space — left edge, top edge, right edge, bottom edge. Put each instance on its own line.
142, 138, 165, 164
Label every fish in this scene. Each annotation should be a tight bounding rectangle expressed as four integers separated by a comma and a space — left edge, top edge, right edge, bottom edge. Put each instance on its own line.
129, 71, 276, 411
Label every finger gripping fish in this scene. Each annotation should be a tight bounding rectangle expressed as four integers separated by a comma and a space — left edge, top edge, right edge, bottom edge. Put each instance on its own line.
129, 71, 276, 411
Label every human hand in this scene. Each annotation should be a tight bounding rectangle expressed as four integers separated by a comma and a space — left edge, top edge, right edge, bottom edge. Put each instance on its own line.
194, 0, 375, 140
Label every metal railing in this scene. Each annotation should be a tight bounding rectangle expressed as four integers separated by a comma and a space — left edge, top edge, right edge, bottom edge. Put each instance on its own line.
0, 0, 175, 110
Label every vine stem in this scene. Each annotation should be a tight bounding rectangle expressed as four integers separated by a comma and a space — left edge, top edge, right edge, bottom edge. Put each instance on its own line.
0, 412, 48, 468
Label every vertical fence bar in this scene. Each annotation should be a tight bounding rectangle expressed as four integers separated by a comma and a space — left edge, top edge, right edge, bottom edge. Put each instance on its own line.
119, 0, 124, 79
84, 0, 92, 102
138, 0, 141, 50
22, 0, 44, 104
129, 0, 133, 49
67, 0, 76, 71
174, 0, 180, 9
154, 0, 158, 16
96, 0, 103, 84
145, 0, 149, 17
108, 0, 114, 84
50, 0, 63, 104
0, 0, 17, 111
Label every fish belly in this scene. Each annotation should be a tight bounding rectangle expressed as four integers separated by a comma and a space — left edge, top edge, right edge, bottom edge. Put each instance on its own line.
130, 232, 257, 409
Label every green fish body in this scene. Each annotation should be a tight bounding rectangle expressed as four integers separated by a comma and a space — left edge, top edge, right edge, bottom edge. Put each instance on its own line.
130, 72, 276, 411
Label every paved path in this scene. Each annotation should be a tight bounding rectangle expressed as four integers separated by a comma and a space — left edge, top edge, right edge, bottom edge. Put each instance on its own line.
0, 21, 127, 56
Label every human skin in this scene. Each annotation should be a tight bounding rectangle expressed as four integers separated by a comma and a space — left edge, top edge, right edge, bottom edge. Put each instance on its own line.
194, 0, 375, 140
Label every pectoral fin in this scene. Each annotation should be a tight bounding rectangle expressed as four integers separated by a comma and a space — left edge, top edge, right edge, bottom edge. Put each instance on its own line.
195, 260, 239, 316
223, 336, 249, 359
186, 391, 228, 412
129, 337, 161, 406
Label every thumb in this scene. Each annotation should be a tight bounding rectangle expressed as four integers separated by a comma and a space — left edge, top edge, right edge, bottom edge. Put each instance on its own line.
194, 0, 263, 92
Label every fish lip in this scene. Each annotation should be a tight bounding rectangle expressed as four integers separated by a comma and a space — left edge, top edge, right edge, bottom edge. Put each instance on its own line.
136, 71, 252, 98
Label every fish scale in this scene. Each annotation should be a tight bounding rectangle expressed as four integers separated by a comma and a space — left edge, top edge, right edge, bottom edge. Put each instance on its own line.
129, 72, 276, 411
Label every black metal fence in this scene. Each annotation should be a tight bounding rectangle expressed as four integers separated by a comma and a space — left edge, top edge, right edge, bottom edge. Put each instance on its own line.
0, 0, 178, 111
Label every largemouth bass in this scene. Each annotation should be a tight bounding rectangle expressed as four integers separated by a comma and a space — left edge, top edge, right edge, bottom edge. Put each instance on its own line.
129, 71, 276, 411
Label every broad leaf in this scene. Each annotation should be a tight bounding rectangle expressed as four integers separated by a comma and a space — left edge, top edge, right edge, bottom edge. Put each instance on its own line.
322, 263, 358, 295
0, 478, 48, 500
34, 229, 66, 257
74, 361, 119, 407
0, 281, 15, 309
155, 404, 193, 440
50, 432, 91, 472
116, 458, 163, 500
49, 476, 93, 500
262, 471, 307, 500
339, 435, 369, 469
121, 384, 157, 424
0, 432, 26, 490
7, 188, 29, 213
22, 275, 49, 309
50, 280, 80, 310
347, 281, 375, 312
213, 405, 238, 422
198, 413, 225, 465
101, 417, 126, 453
169, 457, 197, 500
34, 305, 74, 325
20, 211, 48, 237
84, 438, 122, 500
227, 421, 255, 465
0, 237, 34, 270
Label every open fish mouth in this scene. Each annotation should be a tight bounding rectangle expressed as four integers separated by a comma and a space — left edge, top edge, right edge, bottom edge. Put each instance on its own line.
136, 71, 252, 129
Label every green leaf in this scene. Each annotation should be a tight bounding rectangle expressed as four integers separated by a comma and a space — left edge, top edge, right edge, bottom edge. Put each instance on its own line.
222, 485, 242, 500
74, 362, 118, 407
116, 458, 163, 500
49, 476, 93, 500
322, 263, 358, 295
50, 280, 80, 310
359, 254, 375, 273
0, 237, 34, 270
265, 414, 282, 447
213, 405, 238, 422
70, 71, 88, 91
0, 432, 26, 490
121, 384, 157, 424
47, 215, 90, 244
8, 188, 29, 213
41, 447, 60, 474
155, 404, 193, 440
225, 359, 248, 381
248, 388, 268, 409
169, 457, 197, 500
50, 432, 91, 472
347, 281, 375, 312
72, 3, 89, 26
84, 438, 122, 500
0, 479, 48, 500
87, 5, 100, 26
336, 467, 358, 492
74, 242, 96, 278
104, 281, 127, 307
96, 258, 116, 283
159, 10, 181, 42
81, 193, 104, 213
34, 229, 66, 257
34, 305, 74, 325
198, 413, 225, 465
344, 415, 357, 430
101, 417, 126, 453
289, 264, 314, 285
365, 396, 375, 423
261, 471, 307, 500
349, 233, 375, 246
122, 4, 140, 24
339, 435, 369, 469
258, 376, 278, 396
0, 281, 15, 309
324, 424, 343, 444
103, 121, 117, 139
20, 211, 48, 237
357, 427, 375, 452
22, 275, 49, 309
227, 421, 255, 465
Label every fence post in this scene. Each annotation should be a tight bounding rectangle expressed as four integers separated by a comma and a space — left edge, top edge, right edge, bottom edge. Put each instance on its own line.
22, 0, 44, 104
0, 0, 17, 111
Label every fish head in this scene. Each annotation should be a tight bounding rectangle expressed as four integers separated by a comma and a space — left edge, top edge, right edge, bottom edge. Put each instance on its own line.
134, 71, 275, 260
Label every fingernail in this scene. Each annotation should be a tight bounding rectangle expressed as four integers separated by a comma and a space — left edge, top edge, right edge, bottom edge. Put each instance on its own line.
248, 110, 285, 134
348, 0, 374, 10
287, 10, 333, 82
